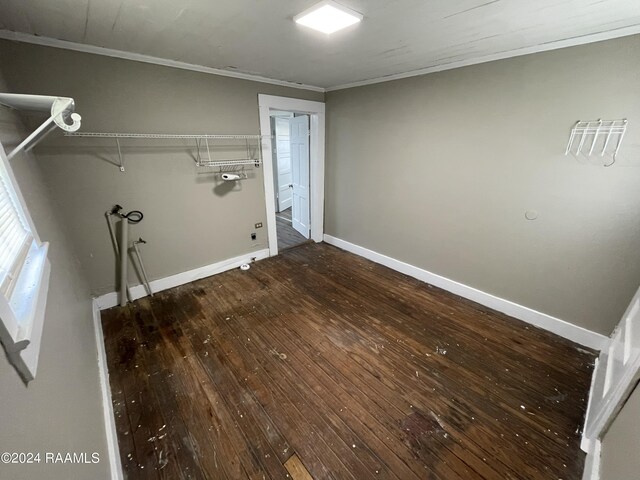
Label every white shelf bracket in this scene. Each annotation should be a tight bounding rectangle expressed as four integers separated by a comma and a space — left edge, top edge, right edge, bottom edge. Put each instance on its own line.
0, 93, 82, 160
115, 138, 125, 172
195, 138, 202, 166
205, 138, 212, 165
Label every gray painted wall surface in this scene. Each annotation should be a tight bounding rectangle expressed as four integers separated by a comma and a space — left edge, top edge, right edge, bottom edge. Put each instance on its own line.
601, 383, 640, 479
325, 35, 640, 336
0, 40, 323, 296
0, 74, 108, 478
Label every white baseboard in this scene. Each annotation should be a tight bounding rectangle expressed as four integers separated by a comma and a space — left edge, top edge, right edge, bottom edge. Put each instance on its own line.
92, 300, 123, 480
323, 235, 607, 351
94, 249, 270, 310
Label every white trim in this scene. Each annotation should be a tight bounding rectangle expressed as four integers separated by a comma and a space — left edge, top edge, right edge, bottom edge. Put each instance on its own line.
92, 300, 123, 480
0, 138, 50, 383
326, 24, 640, 91
8, 252, 50, 382
258, 95, 325, 256
581, 438, 601, 480
582, 357, 601, 453
2, 25, 639, 94
0, 30, 324, 93
581, 286, 640, 452
95, 249, 270, 310
323, 234, 608, 351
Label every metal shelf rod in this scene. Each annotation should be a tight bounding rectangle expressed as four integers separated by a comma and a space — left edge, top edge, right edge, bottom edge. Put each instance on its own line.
197, 159, 263, 167
64, 131, 263, 172
65, 132, 263, 139
0, 93, 82, 159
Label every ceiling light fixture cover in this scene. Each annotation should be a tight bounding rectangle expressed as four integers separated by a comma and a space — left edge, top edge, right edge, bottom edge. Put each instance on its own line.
294, 1, 363, 34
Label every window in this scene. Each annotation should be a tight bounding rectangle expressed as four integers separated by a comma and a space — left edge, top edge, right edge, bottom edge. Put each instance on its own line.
0, 166, 33, 296
0, 139, 50, 384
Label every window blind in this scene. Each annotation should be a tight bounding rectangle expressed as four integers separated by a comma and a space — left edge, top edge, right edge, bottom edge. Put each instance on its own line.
0, 170, 32, 295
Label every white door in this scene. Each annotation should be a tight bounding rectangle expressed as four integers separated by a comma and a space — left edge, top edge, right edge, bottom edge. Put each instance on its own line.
275, 117, 292, 212
582, 285, 640, 452
289, 115, 310, 239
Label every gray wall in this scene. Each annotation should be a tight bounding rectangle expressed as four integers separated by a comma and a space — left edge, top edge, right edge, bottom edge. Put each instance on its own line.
601, 383, 640, 479
0, 40, 323, 296
0, 74, 108, 478
325, 35, 640, 336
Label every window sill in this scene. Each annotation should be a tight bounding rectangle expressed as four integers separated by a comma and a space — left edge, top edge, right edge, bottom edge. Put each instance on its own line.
0, 240, 50, 383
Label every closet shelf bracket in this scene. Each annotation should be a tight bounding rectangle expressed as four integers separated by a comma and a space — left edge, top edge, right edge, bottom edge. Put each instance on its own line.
0, 93, 82, 160
115, 138, 125, 172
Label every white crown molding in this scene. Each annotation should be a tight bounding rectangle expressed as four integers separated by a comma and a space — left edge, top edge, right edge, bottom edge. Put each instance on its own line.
324, 234, 608, 351
2, 25, 639, 94
0, 30, 325, 93
95, 248, 270, 310
326, 24, 640, 91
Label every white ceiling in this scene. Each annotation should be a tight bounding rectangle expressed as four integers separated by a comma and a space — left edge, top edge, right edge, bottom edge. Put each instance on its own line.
0, 0, 639, 90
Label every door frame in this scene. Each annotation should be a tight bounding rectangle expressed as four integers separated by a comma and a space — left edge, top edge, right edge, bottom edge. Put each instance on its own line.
258, 94, 325, 256
580, 284, 640, 479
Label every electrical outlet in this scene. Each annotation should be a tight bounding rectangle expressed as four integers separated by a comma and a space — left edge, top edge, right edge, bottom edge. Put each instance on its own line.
251, 233, 257, 241
255, 222, 263, 228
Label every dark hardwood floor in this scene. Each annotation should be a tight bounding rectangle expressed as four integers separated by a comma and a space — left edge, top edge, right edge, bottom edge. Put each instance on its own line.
276, 207, 308, 250
101, 242, 596, 480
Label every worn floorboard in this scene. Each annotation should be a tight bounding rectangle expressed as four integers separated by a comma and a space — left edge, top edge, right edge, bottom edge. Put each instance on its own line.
101, 242, 596, 479
276, 207, 308, 250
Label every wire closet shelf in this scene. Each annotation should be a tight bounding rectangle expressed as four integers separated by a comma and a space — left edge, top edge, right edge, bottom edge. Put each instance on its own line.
64, 131, 264, 171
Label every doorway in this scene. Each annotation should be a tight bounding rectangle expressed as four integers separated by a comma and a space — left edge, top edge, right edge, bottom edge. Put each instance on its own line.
258, 95, 325, 256
270, 111, 311, 251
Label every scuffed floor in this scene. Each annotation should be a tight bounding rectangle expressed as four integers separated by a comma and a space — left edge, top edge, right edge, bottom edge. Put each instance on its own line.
102, 242, 596, 479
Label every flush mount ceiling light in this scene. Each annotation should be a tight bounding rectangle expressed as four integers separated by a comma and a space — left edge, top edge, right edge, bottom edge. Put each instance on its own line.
294, 1, 363, 34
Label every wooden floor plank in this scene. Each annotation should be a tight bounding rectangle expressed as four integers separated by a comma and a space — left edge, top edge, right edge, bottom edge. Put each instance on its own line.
285, 453, 314, 480
257, 248, 590, 467
204, 283, 372, 480
213, 264, 479, 479
149, 292, 265, 480
101, 242, 596, 480
222, 262, 544, 478
185, 287, 338, 480
229, 253, 584, 476
169, 289, 303, 480
262, 310, 510, 479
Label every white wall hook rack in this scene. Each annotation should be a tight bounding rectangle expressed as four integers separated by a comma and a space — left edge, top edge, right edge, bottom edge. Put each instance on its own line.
0, 93, 82, 160
64, 132, 263, 172
565, 119, 628, 167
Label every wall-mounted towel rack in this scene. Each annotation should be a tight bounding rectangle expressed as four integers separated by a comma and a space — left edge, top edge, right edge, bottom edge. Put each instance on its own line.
64, 132, 263, 172
0, 93, 82, 160
565, 119, 627, 167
